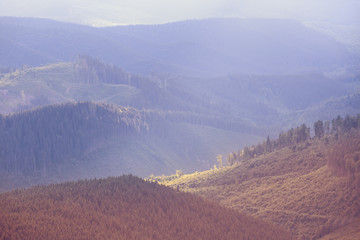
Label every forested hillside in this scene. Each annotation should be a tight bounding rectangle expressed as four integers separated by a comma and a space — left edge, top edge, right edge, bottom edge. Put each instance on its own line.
0, 101, 259, 192
0, 102, 146, 176
0, 55, 359, 192
158, 114, 360, 239
0, 15, 359, 240
1, 17, 359, 198
0, 55, 202, 114
0, 101, 142, 189
0, 175, 292, 240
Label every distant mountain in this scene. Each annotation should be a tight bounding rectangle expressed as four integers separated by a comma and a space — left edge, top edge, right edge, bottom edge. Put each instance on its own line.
1, 17, 358, 77
0, 175, 292, 240
1, 56, 358, 129
195, 73, 359, 129
158, 117, 360, 239
0, 55, 228, 115
1, 17, 359, 130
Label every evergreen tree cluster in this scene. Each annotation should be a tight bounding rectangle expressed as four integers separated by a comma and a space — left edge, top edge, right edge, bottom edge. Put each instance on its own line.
74, 55, 162, 100
227, 114, 360, 166
0, 102, 147, 175
74, 55, 184, 109
227, 124, 310, 165
313, 114, 360, 139
75, 55, 131, 85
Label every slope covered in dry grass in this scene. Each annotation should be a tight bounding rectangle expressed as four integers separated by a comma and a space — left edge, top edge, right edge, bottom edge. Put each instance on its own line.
159, 131, 360, 239
0, 175, 291, 240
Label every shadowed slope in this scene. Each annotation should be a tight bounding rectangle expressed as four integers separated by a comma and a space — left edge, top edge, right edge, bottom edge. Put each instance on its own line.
0, 101, 261, 192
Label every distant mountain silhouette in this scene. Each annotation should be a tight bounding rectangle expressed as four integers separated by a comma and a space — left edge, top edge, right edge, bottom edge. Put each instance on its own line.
1, 17, 358, 77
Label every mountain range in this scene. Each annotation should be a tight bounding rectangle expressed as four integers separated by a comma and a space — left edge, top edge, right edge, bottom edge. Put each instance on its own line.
0, 16, 360, 239
1, 17, 360, 191
1, 17, 359, 77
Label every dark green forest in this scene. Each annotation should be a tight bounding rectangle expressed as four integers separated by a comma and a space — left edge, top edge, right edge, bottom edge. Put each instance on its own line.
0, 102, 147, 175
0, 98, 264, 192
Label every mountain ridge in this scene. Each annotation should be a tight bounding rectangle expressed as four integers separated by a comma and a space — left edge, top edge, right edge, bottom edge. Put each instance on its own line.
1, 17, 357, 77
1, 56, 358, 129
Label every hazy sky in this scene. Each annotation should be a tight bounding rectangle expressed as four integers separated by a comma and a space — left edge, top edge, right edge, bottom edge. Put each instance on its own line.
0, 0, 359, 26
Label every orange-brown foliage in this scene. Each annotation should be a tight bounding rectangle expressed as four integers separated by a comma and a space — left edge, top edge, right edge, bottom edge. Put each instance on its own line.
327, 129, 360, 192
162, 135, 360, 239
0, 175, 291, 240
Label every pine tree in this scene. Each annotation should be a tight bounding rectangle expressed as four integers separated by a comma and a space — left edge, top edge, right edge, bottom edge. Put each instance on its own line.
314, 120, 324, 139
217, 155, 223, 169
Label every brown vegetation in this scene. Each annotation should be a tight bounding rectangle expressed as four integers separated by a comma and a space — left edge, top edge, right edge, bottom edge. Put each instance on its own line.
327, 129, 360, 190
159, 116, 360, 239
0, 175, 291, 240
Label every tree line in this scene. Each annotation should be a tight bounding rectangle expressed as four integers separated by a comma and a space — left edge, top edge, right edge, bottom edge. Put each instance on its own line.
73, 55, 228, 114
74, 55, 167, 108
75, 54, 161, 92
226, 114, 360, 166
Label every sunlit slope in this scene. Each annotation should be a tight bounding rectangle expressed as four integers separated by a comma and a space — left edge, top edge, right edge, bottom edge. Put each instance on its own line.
0, 175, 292, 240
160, 133, 360, 239
319, 220, 360, 240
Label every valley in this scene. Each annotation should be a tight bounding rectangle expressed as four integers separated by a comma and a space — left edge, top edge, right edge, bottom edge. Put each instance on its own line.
0, 15, 359, 239
1, 55, 359, 191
